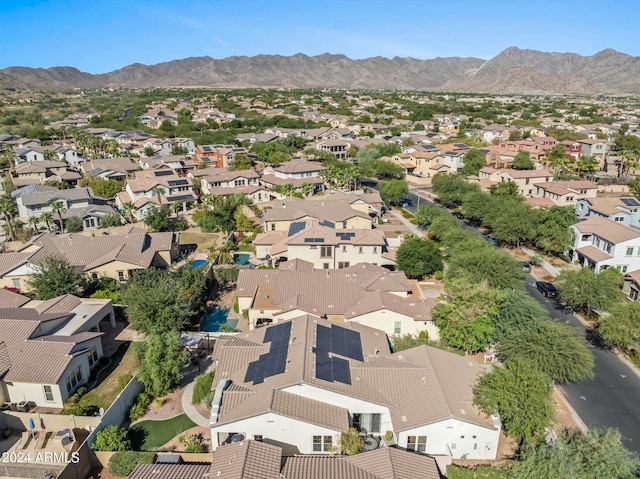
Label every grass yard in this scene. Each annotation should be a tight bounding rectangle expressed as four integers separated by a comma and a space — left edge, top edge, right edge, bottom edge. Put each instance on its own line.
235, 243, 256, 253
75, 343, 138, 411
179, 232, 220, 252
446, 465, 510, 479
130, 414, 197, 451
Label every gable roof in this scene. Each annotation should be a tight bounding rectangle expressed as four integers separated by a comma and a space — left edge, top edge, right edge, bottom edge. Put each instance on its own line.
209, 440, 281, 479
261, 197, 371, 224
573, 216, 640, 244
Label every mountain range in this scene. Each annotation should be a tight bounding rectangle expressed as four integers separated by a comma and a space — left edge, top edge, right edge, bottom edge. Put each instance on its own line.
2, 47, 639, 94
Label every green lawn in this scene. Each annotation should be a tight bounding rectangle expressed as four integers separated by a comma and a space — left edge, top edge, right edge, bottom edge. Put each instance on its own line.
446, 465, 510, 479
129, 414, 197, 451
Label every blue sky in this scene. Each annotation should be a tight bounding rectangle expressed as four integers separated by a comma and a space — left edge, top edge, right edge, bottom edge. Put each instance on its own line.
1, 0, 639, 73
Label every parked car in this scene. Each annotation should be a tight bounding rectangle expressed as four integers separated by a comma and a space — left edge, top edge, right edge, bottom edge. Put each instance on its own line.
483, 234, 499, 246
535, 281, 558, 298
399, 199, 411, 208
521, 261, 531, 273
453, 212, 465, 219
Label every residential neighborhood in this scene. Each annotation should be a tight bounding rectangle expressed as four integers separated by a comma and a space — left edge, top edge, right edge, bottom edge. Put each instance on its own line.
0, 83, 639, 479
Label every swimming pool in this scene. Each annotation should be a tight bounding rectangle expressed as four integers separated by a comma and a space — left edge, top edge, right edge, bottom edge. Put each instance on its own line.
192, 259, 208, 270
200, 307, 238, 332
234, 253, 251, 265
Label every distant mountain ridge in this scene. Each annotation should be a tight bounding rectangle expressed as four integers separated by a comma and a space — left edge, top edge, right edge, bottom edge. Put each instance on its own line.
2, 47, 639, 94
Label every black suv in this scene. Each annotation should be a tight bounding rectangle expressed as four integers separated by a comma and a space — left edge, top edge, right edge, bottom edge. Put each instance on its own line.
535, 281, 558, 298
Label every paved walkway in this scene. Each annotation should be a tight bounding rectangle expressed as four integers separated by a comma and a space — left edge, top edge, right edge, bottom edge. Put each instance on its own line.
181, 380, 210, 427
388, 208, 425, 237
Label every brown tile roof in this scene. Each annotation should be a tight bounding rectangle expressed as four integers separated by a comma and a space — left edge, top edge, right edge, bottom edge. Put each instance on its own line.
586, 197, 630, 216
213, 316, 495, 433
577, 245, 613, 262
282, 455, 378, 479
0, 252, 32, 276
274, 159, 326, 174
128, 464, 212, 479
574, 216, 640, 243
34, 294, 82, 314
346, 291, 435, 321
344, 447, 441, 479
209, 440, 282, 479
0, 288, 31, 308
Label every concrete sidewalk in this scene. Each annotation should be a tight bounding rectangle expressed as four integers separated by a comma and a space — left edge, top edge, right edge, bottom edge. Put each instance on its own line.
181, 380, 210, 427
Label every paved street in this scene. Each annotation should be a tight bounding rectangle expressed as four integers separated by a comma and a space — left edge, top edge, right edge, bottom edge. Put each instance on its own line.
398, 185, 640, 453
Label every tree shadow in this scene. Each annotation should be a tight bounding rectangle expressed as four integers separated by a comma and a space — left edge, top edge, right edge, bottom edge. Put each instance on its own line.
128, 426, 149, 451
585, 327, 612, 351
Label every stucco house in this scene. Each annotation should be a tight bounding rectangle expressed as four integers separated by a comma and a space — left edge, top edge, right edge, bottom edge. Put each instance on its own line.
531, 180, 598, 206
0, 289, 115, 408
570, 216, 640, 273
236, 261, 436, 337
576, 196, 640, 229
476, 167, 554, 196
80, 157, 139, 182
12, 161, 82, 188
209, 316, 500, 459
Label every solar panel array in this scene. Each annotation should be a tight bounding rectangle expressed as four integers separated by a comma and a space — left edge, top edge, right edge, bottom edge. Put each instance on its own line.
303, 237, 325, 243
288, 221, 306, 237
244, 321, 292, 385
622, 198, 640, 207
314, 324, 364, 385
335, 232, 356, 241
154, 170, 174, 176
168, 179, 189, 186
319, 219, 335, 228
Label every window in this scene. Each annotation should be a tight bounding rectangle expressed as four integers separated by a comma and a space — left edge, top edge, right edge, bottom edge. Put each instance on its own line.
66, 367, 82, 394
358, 247, 363, 254
117, 271, 125, 282
338, 262, 350, 269
342, 221, 347, 228
407, 436, 427, 452
271, 224, 276, 231
313, 435, 332, 452
631, 289, 639, 301
474, 443, 478, 450
88, 347, 98, 367
342, 246, 347, 252
472, 435, 477, 439
12, 279, 20, 289
615, 217, 624, 222
43, 385, 54, 402
620, 265, 629, 273
460, 435, 465, 439
91, 273, 98, 280
627, 247, 634, 256
253, 435, 263, 442
394, 321, 401, 334
323, 263, 329, 269
320, 246, 332, 258
604, 243, 612, 254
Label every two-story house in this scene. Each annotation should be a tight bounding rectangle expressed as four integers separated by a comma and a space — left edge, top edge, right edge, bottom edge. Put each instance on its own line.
475, 167, 554, 196
315, 139, 350, 159
577, 139, 608, 161
80, 157, 139, 182
576, 197, 640, 229
570, 216, 640, 273
531, 180, 598, 207
189, 167, 275, 203
12, 161, 82, 188
209, 316, 500, 459
260, 159, 326, 193
116, 170, 196, 220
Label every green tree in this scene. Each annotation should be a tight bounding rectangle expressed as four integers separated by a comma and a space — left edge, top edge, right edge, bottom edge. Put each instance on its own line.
379, 179, 409, 205
489, 180, 520, 197
432, 277, 504, 353
576, 155, 599, 177
498, 319, 594, 383
390, 331, 430, 352
0, 195, 18, 240
227, 155, 253, 171
144, 205, 172, 232
171, 145, 189, 155
535, 206, 576, 255
473, 358, 554, 445
192, 371, 215, 404
495, 289, 550, 338
92, 425, 131, 452
109, 452, 155, 477
598, 302, 640, 349
556, 267, 623, 315
79, 177, 123, 199
121, 268, 192, 334
511, 428, 640, 479
121, 202, 136, 223
413, 203, 447, 229
144, 146, 155, 157
371, 160, 405, 179
432, 173, 479, 207
337, 428, 364, 456
135, 331, 187, 397
65, 215, 83, 233
28, 255, 86, 300
51, 201, 66, 232
491, 201, 538, 247
151, 186, 166, 206
396, 236, 443, 279
99, 213, 123, 228
461, 149, 486, 176
39, 211, 54, 233
447, 243, 524, 290
512, 151, 534, 170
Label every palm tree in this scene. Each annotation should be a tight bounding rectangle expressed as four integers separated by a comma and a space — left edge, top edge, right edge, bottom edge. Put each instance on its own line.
28, 215, 40, 233
51, 201, 67, 233
152, 186, 166, 206
121, 202, 136, 223
172, 202, 182, 217
0, 196, 17, 240
207, 242, 234, 265
300, 182, 314, 197
39, 211, 54, 232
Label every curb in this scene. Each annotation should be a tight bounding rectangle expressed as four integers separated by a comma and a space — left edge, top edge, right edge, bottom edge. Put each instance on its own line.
554, 385, 589, 433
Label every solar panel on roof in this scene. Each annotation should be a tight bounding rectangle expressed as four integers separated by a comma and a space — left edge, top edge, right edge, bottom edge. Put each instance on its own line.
622, 198, 640, 207
154, 170, 173, 176
332, 357, 351, 384
244, 321, 291, 385
288, 221, 306, 237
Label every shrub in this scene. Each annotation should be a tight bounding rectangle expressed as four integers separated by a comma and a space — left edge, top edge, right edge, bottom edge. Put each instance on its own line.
192, 371, 215, 405
434, 271, 444, 280
92, 425, 131, 451
529, 253, 543, 266
233, 298, 239, 313
180, 433, 204, 453
128, 392, 152, 422
118, 374, 133, 391
76, 387, 87, 398
108, 451, 155, 477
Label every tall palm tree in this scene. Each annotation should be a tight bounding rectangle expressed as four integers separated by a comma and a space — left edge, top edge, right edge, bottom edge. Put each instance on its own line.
0, 196, 17, 240
39, 211, 54, 232
51, 201, 67, 233
121, 202, 136, 223
152, 186, 166, 206
28, 215, 40, 233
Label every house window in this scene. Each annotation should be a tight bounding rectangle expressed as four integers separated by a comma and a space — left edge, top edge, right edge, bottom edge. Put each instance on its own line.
88, 347, 98, 367
253, 435, 263, 442
619, 265, 629, 273
313, 435, 332, 452
460, 435, 465, 439
323, 263, 330, 269
373, 246, 377, 253
407, 436, 427, 452
338, 262, 349, 269
320, 246, 332, 258
353, 413, 381, 433
91, 272, 98, 280
43, 385, 54, 402
271, 224, 276, 231
616, 217, 625, 222
117, 271, 125, 282
342, 221, 347, 228
630, 289, 639, 301
604, 243, 612, 254
12, 279, 20, 289
358, 247, 363, 254
66, 367, 82, 394
627, 247, 634, 256
342, 246, 347, 252
394, 321, 401, 334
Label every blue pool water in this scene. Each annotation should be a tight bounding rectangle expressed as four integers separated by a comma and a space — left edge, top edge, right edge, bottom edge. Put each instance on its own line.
200, 308, 238, 332
192, 259, 208, 270
234, 253, 251, 265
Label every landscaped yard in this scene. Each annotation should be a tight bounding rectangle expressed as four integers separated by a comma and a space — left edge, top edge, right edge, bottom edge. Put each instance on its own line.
179, 231, 221, 252
75, 344, 138, 412
129, 414, 197, 451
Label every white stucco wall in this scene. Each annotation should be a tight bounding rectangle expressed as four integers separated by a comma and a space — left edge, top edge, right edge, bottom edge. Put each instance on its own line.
211, 413, 340, 455
349, 310, 439, 340
397, 417, 501, 460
